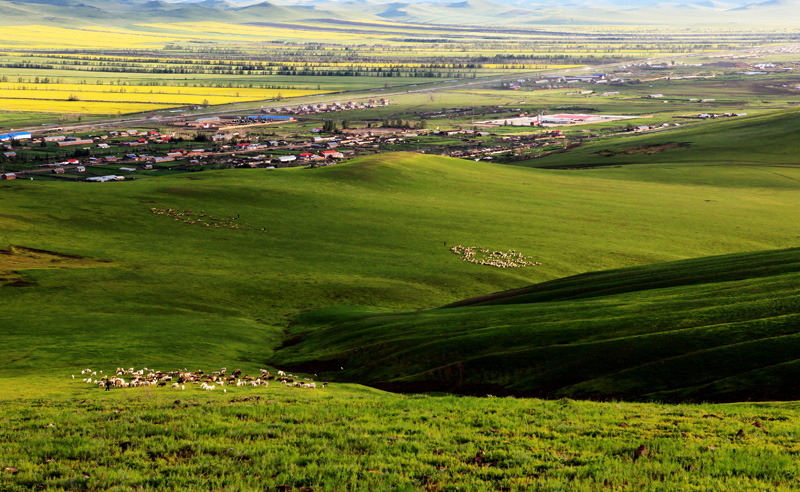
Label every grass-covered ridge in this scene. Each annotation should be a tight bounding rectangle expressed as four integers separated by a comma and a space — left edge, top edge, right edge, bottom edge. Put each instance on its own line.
4, 102, 800, 490
275, 246, 800, 402
2, 146, 800, 380
523, 109, 800, 186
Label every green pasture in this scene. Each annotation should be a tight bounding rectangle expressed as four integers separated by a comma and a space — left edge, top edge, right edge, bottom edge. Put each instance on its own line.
519, 107, 800, 184
3, 136, 800, 379
1, 51, 800, 491
4, 386, 800, 491
276, 246, 800, 401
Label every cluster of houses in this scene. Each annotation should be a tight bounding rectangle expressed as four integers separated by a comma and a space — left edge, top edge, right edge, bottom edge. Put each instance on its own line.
444, 131, 563, 160
271, 98, 389, 116
188, 114, 293, 130
16, 130, 175, 151
696, 112, 746, 119
170, 99, 390, 131
505, 74, 625, 91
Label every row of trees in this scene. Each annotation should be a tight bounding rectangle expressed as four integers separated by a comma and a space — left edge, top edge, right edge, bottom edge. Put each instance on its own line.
320, 118, 428, 132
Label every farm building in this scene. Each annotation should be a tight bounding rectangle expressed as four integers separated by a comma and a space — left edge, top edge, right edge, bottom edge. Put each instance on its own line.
246, 115, 292, 123
9, 132, 31, 141
1, 173, 16, 180
196, 117, 220, 124
3, 152, 16, 158
277, 155, 297, 163
86, 175, 121, 182
43, 136, 67, 142
75, 166, 86, 172
321, 150, 344, 159
57, 140, 93, 147
52, 168, 65, 174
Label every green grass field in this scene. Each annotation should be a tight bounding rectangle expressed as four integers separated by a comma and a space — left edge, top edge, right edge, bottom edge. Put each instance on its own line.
5, 386, 800, 491
275, 246, 800, 402
520, 108, 800, 177
4, 105, 800, 490
3, 146, 800, 377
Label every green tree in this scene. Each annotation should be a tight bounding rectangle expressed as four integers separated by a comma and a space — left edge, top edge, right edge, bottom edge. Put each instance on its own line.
323, 120, 338, 133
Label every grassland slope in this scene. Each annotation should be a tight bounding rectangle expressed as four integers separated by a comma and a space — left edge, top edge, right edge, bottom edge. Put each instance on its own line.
521, 109, 800, 188
275, 246, 800, 402
2, 148, 800, 396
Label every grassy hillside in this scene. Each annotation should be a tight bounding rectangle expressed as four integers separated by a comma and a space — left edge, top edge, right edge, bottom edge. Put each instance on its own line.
274, 247, 800, 402
520, 109, 800, 187
2, 142, 800, 384
4, 100, 800, 491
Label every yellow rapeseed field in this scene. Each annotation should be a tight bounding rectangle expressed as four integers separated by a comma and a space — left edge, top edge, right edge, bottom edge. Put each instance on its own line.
0, 83, 330, 114
0, 26, 179, 50
140, 22, 390, 43
0, 99, 175, 114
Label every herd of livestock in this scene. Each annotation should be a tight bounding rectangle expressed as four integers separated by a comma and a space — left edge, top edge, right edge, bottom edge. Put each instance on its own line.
450, 245, 541, 268
150, 208, 269, 232
74, 366, 325, 391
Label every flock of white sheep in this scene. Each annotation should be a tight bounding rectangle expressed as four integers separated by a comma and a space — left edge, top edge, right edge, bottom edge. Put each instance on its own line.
73, 366, 325, 392
450, 245, 541, 268
150, 208, 268, 232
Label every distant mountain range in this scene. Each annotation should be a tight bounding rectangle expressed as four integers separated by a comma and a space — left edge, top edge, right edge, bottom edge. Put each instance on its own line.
2, 0, 799, 26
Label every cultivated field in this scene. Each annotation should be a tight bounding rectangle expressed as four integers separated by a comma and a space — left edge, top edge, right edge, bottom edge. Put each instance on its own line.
1, 21, 796, 124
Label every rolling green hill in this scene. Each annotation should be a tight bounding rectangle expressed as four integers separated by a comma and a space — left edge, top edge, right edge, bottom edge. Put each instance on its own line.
273, 246, 800, 402
521, 109, 800, 188
3, 109, 800, 400
263, 112, 800, 402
